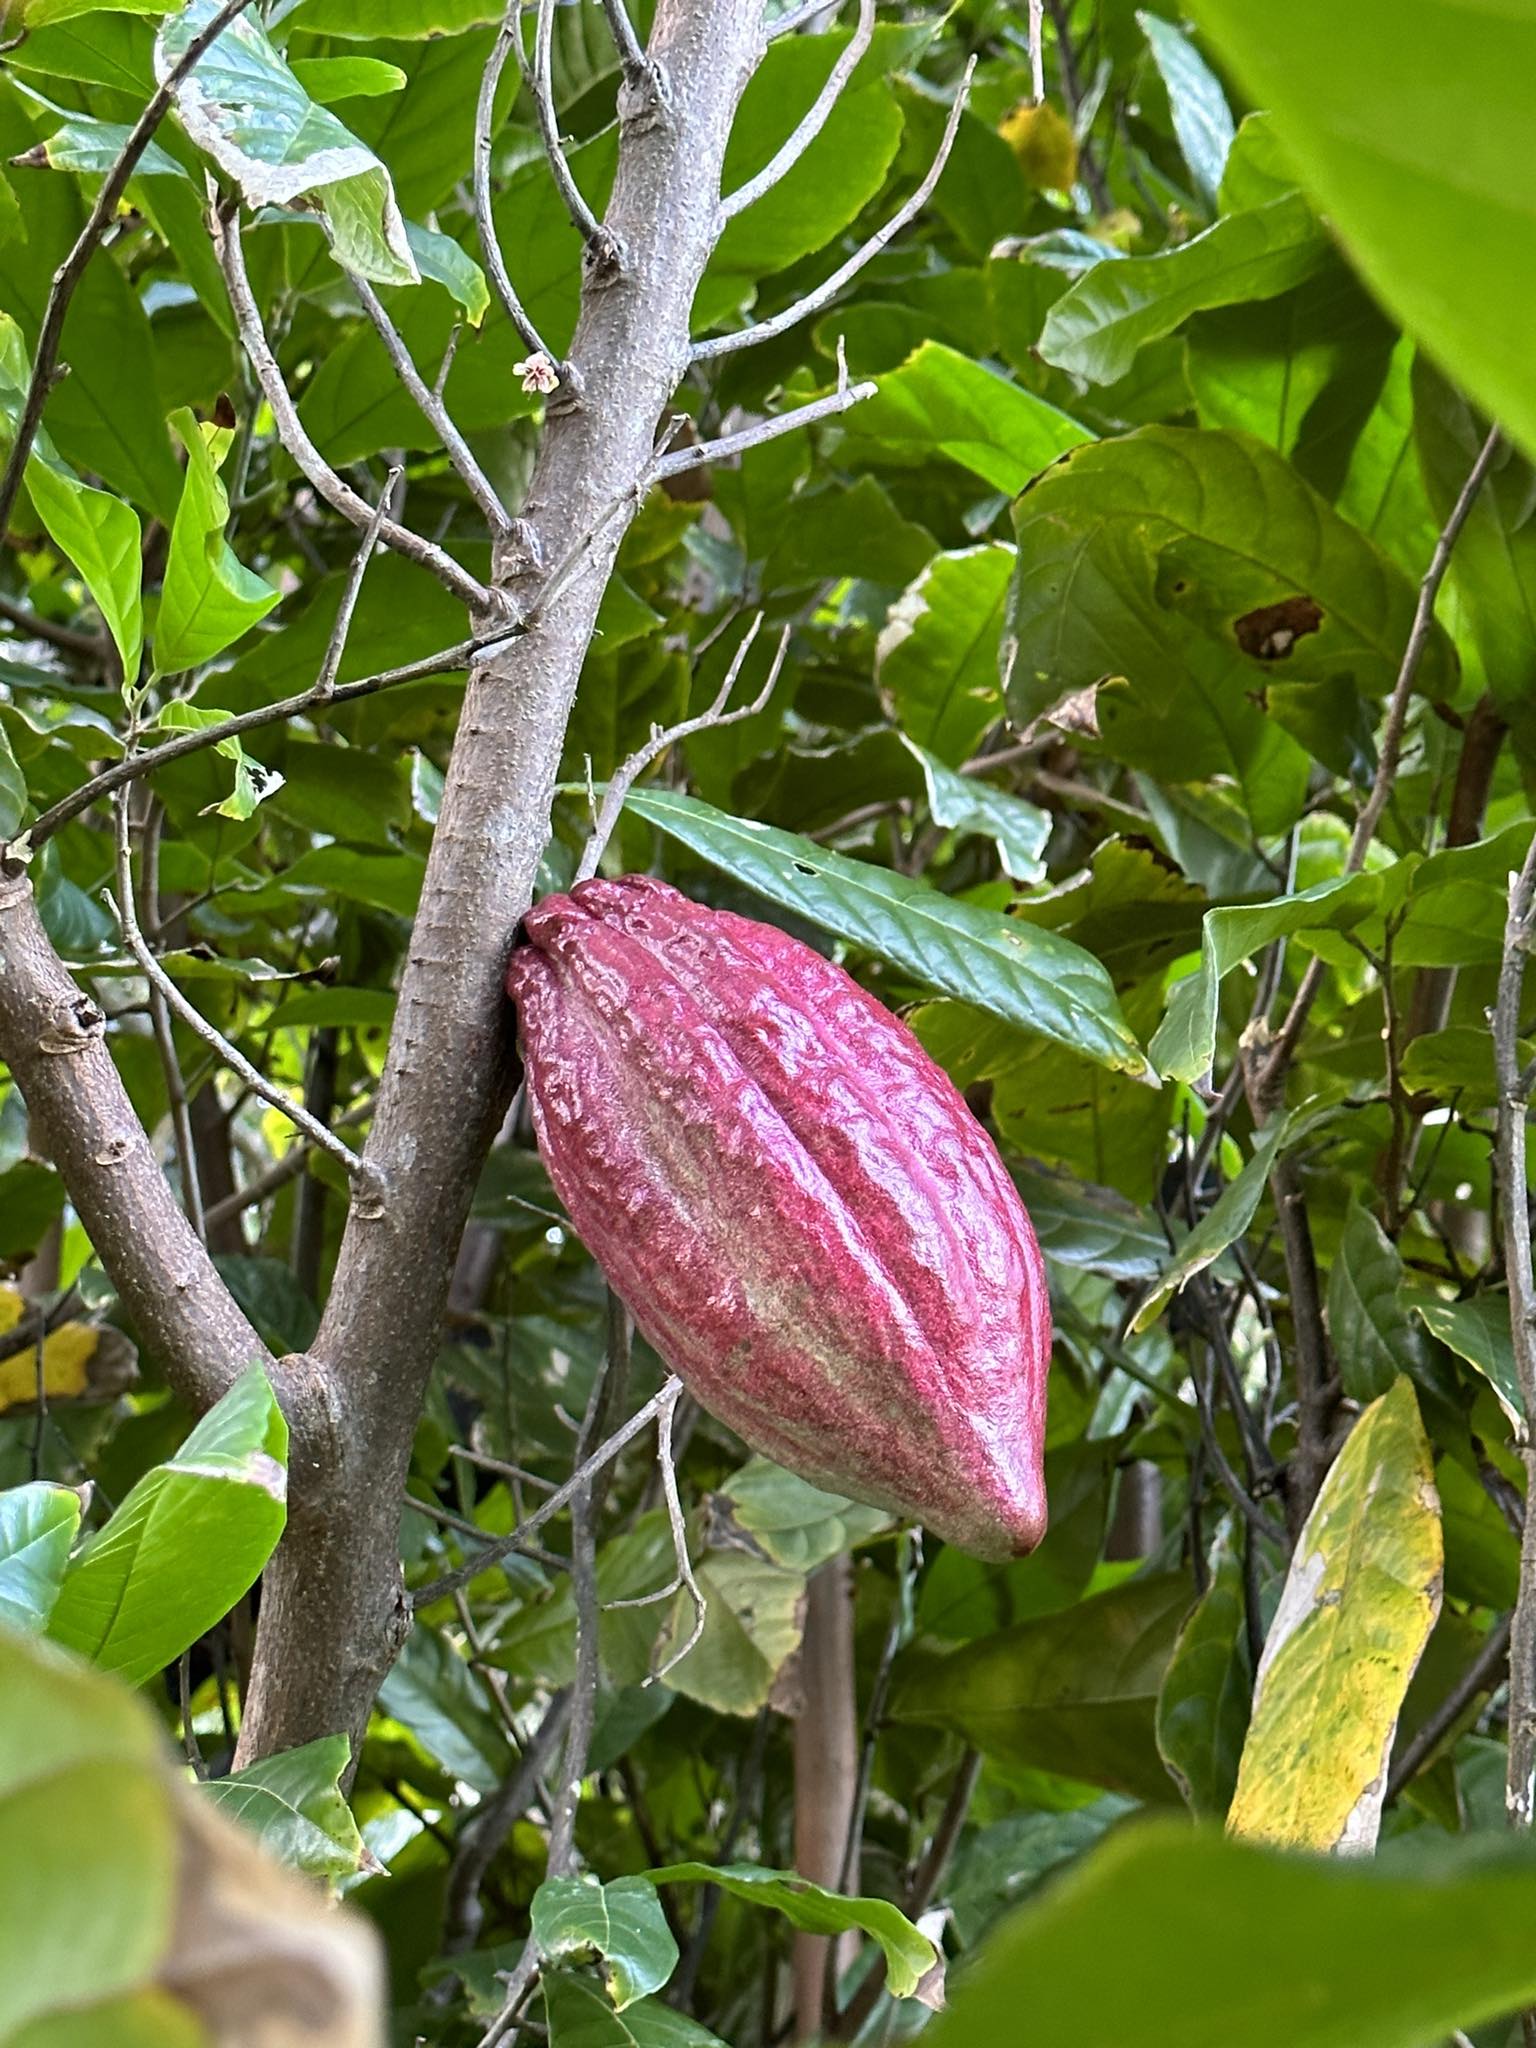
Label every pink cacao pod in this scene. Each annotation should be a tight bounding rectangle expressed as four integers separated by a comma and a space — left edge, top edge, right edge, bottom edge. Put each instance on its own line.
505, 876, 1051, 1559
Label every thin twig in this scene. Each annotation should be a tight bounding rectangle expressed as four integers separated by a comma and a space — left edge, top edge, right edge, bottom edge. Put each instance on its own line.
0, 593, 109, 661
212, 206, 494, 616
109, 787, 378, 1191
648, 376, 877, 484
1260, 426, 1501, 1090
533, 0, 603, 245
0, 0, 260, 540
19, 638, 491, 852
1028, 0, 1045, 102
1495, 834, 1536, 1833
412, 1386, 670, 1608
475, 2, 555, 358
693, 59, 974, 361
600, 0, 649, 82
605, 1378, 709, 1681
316, 474, 398, 700
135, 798, 205, 1241
720, 0, 875, 221
350, 284, 507, 533
574, 616, 788, 883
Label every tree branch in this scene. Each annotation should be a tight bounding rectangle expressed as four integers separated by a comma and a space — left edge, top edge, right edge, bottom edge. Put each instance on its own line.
0, 0, 260, 540
475, 1, 556, 360
212, 206, 497, 618
692, 58, 973, 362
532, 0, 605, 248
719, 0, 874, 221
648, 373, 877, 483
0, 864, 266, 1411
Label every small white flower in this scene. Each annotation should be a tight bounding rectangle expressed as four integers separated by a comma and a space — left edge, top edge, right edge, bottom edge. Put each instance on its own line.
514, 351, 560, 396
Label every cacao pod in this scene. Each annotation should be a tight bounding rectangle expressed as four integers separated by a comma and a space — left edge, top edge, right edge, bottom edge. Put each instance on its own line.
505, 876, 1050, 1560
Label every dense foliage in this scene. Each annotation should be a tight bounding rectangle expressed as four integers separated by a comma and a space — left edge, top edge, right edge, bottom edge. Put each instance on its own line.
4, 1, 1536, 2044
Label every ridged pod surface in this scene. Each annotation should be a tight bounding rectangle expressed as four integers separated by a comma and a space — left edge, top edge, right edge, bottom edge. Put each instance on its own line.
505, 876, 1051, 1559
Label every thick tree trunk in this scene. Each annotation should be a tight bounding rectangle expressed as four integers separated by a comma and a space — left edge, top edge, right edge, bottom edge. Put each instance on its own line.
234, 0, 767, 1762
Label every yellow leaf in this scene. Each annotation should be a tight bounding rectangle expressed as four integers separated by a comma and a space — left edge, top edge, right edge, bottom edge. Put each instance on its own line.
998, 100, 1079, 192
1227, 1377, 1442, 1853
0, 1282, 138, 1413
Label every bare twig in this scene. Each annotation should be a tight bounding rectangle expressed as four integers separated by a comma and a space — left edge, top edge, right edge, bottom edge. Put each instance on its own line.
693, 59, 974, 361
350, 285, 507, 533
442, 1692, 572, 1958
605, 1378, 709, 1680
1028, 0, 1045, 102
600, 0, 649, 81
474, 2, 555, 359
134, 798, 204, 1241
212, 207, 494, 616
316, 475, 398, 700
108, 787, 378, 1192
412, 1386, 670, 1609
20, 637, 491, 852
533, 0, 604, 245
0, 593, 108, 662
720, 0, 875, 221
648, 375, 877, 484
574, 615, 788, 883
1496, 834, 1536, 1836
1260, 426, 1501, 1091
0, 0, 260, 541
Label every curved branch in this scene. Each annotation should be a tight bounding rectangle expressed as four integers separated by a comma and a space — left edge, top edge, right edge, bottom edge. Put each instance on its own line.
474, 3, 556, 359
694, 58, 973, 361
719, 0, 874, 221
534, 0, 603, 245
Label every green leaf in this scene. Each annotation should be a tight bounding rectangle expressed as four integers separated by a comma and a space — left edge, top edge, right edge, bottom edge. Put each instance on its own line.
652, 1550, 807, 1717
1155, 1543, 1250, 1820
890, 1572, 1194, 1803
36, 110, 186, 183
289, 56, 409, 102
719, 1458, 892, 1572
1006, 428, 1454, 830
1009, 1167, 1171, 1281
1413, 1295, 1522, 1431
620, 787, 1144, 1075
1188, 0, 1536, 464
1229, 1379, 1441, 1852
1138, 10, 1235, 207
906, 740, 1051, 882
543, 1973, 728, 2048
1149, 869, 1390, 1083
924, 1821, 1536, 2048
532, 1875, 678, 2012
204, 1735, 370, 1882
47, 1365, 287, 1686
404, 220, 490, 326
1039, 192, 1324, 386
0, 1630, 177, 2043
156, 409, 280, 671
875, 544, 1013, 766
151, 702, 284, 821
1327, 1200, 1417, 1403
644, 1863, 938, 2002
0, 1483, 82, 1634
156, 0, 418, 288
21, 461, 145, 684
0, 722, 25, 840
838, 341, 1092, 493
1132, 1119, 1290, 1333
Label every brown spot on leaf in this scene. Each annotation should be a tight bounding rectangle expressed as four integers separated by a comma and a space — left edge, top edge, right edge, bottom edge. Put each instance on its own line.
1235, 594, 1323, 661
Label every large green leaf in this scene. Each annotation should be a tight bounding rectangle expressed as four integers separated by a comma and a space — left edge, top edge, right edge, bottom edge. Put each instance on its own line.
1006, 427, 1455, 825
924, 1821, 1536, 2048
645, 1863, 938, 2001
532, 1875, 678, 2012
203, 1734, 370, 1883
1327, 1200, 1418, 1404
543, 1973, 728, 2048
1138, 10, 1234, 208
1155, 1544, 1249, 1822
838, 341, 1092, 492
876, 544, 1013, 765
890, 1571, 1193, 1802
1188, 0, 1536, 463
1040, 192, 1325, 385
156, 408, 280, 672
156, 0, 417, 287
1228, 1379, 1441, 1852
46, 1366, 287, 1686
0, 1483, 81, 1634
621, 787, 1145, 1074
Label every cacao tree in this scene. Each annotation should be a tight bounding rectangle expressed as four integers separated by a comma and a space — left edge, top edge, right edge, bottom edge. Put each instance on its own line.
4, 1, 1536, 2045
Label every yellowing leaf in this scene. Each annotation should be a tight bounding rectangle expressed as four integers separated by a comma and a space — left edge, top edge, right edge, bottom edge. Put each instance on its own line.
1227, 1377, 1442, 1852
0, 1285, 138, 1413
999, 100, 1079, 192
